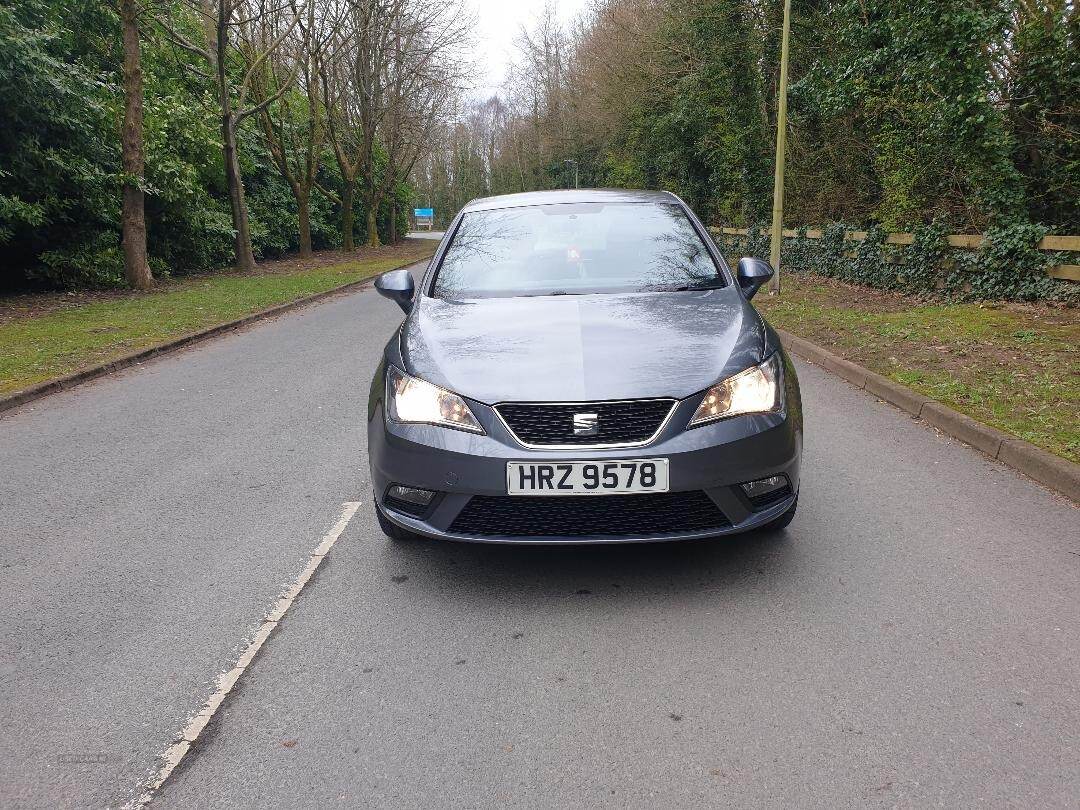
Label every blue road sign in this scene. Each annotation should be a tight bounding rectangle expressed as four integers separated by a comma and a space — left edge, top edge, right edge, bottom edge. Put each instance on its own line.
414, 208, 434, 218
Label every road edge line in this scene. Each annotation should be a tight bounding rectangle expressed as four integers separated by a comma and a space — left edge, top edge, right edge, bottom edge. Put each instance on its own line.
123, 500, 362, 808
776, 328, 1079, 504
0, 255, 432, 417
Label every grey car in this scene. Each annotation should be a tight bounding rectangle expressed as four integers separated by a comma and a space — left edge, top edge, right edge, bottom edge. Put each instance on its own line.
367, 189, 802, 544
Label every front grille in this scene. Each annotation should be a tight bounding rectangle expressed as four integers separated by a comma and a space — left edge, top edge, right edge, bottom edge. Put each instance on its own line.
496, 399, 675, 446
449, 491, 730, 538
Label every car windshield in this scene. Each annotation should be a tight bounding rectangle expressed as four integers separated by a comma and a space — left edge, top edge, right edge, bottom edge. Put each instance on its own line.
430, 202, 725, 299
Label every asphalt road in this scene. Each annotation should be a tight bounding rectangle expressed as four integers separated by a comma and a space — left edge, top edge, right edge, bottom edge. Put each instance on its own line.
1, 262, 1078, 808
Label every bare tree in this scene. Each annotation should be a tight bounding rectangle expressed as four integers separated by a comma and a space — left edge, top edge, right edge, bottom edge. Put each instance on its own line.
119, 0, 152, 289
317, 0, 374, 251
374, 4, 469, 244
156, 0, 308, 271
321, 0, 471, 249
242, 1, 346, 257
410, 0, 671, 213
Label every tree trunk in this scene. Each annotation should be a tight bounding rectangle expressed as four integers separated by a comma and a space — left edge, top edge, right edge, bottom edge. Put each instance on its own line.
119, 0, 151, 290
341, 181, 355, 252
222, 113, 256, 271
389, 202, 397, 244
297, 191, 312, 258
366, 205, 380, 247
214, 8, 254, 272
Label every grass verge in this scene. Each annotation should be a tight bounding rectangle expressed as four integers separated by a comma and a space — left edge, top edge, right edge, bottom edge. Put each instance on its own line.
755, 273, 1079, 463
0, 242, 435, 397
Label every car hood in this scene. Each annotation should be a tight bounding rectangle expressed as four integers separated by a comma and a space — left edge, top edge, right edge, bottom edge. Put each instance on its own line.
399, 288, 766, 404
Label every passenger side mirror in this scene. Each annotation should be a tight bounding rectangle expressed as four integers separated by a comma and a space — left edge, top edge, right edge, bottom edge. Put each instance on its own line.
374, 269, 415, 312
736, 257, 774, 299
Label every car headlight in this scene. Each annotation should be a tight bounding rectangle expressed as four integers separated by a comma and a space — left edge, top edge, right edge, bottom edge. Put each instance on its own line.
386, 365, 484, 434
688, 353, 783, 427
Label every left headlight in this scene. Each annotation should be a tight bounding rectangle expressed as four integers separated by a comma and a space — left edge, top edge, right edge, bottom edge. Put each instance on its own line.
688, 353, 783, 427
386, 364, 484, 434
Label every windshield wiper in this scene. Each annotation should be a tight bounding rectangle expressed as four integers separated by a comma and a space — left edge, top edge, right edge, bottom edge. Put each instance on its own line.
668, 281, 726, 292
639, 281, 724, 292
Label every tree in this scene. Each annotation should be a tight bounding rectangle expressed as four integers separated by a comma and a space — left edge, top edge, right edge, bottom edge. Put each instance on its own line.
119, 0, 152, 289
325, 0, 469, 248
995, 0, 1080, 228
156, 0, 308, 271
317, 0, 369, 251
243, 0, 344, 257
372, 3, 467, 244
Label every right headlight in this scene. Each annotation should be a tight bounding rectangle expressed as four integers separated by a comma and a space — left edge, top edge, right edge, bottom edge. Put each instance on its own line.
688, 353, 783, 427
386, 365, 484, 434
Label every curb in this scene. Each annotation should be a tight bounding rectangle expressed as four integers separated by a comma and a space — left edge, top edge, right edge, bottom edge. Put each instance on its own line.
776, 328, 1079, 504
0, 256, 429, 417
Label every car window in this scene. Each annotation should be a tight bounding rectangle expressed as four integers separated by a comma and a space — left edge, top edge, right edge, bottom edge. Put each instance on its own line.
430, 202, 726, 299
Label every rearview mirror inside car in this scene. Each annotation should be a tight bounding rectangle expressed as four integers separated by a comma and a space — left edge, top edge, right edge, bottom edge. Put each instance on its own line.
374, 269, 415, 313
736, 257, 774, 299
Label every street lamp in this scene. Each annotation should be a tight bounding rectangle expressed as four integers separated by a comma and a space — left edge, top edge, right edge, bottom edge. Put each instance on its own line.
768, 0, 792, 295
564, 159, 579, 189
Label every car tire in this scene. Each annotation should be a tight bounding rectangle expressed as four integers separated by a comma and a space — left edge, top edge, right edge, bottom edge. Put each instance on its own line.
759, 495, 798, 533
374, 496, 423, 542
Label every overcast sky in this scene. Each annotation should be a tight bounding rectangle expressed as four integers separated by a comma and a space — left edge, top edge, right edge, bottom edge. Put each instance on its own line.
466, 0, 591, 100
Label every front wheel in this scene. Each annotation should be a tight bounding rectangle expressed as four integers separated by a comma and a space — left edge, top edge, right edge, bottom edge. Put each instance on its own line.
758, 495, 798, 533
374, 496, 423, 542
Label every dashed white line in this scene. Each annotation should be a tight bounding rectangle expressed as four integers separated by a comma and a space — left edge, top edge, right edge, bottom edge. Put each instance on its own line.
125, 501, 362, 808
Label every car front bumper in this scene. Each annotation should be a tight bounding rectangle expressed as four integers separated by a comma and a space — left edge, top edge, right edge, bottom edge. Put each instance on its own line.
368, 392, 801, 545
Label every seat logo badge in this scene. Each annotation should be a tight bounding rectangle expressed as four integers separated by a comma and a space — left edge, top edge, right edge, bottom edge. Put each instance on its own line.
573, 412, 599, 436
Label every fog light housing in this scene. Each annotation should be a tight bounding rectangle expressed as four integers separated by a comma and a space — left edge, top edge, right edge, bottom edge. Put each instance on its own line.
740, 475, 792, 510
741, 475, 787, 497
387, 485, 435, 506
385, 485, 436, 517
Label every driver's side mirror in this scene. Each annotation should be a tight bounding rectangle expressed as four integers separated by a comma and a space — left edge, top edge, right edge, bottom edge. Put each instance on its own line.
374, 269, 415, 312
736, 257, 774, 299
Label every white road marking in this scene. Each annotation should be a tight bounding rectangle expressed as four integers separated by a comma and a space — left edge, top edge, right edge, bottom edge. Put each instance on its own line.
125, 501, 362, 808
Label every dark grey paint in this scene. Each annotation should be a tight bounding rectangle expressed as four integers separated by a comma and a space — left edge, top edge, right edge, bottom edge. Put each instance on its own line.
373, 268, 415, 312
736, 256, 774, 299
399, 288, 765, 403
455, 187, 696, 213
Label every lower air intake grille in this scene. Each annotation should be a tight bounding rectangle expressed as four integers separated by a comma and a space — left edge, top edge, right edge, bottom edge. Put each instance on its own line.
449, 491, 730, 538
384, 495, 429, 517
747, 484, 793, 511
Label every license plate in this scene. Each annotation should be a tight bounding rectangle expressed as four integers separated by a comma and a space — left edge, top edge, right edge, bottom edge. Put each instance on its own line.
506, 459, 669, 496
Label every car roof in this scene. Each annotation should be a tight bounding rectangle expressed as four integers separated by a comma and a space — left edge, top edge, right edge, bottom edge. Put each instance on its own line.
460, 188, 682, 213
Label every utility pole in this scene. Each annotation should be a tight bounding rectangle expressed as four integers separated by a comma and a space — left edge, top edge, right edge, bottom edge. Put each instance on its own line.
768, 0, 792, 295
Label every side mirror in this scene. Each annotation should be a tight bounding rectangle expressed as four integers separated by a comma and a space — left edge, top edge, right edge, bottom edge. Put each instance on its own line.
736, 257, 774, 299
374, 269, 415, 312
